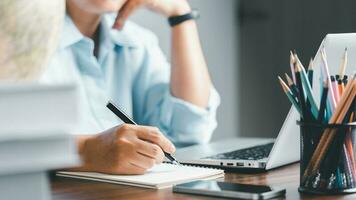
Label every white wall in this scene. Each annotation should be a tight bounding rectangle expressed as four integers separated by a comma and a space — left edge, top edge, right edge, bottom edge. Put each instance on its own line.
131, 0, 240, 140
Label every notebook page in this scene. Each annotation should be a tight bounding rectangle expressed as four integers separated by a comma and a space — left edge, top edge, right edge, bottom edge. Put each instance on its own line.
58, 163, 224, 189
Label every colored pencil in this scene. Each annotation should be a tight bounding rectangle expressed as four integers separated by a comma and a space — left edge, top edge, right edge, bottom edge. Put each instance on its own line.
306, 58, 315, 120
302, 76, 356, 183
290, 51, 297, 84
294, 62, 308, 120
285, 73, 299, 102
321, 49, 337, 112
278, 76, 302, 115
338, 48, 348, 79
307, 58, 314, 88
345, 112, 356, 186
338, 79, 345, 95
295, 54, 319, 120
317, 81, 329, 123
278, 50, 355, 189
331, 76, 341, 103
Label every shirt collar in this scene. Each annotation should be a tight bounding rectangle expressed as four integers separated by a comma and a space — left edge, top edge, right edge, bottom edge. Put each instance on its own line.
58, 15, 83, 49
59, 14, 138, 50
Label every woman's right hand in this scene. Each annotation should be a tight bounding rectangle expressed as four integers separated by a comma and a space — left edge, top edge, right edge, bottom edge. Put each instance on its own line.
76, 124, 176, 175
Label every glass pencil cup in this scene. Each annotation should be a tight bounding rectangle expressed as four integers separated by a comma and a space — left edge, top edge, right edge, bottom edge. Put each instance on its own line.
298, 121, 356, 194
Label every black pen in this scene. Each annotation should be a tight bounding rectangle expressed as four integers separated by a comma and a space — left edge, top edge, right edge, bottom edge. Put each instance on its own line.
106, 101, 181, 165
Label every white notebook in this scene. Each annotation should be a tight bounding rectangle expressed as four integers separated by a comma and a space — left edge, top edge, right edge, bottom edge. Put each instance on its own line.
57, 163, 224, 189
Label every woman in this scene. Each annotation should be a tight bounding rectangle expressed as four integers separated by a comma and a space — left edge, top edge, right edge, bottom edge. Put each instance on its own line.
42, 0, 220, 175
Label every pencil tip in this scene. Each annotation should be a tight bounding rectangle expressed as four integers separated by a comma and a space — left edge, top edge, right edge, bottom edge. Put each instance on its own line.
294, 55, 305, 71
278, 76, 289, 92
344, 48, 348, 57
323, 80, 328, 87
285, 73, 293, 85
294, 52, 298, 58
308, 58, 314, 70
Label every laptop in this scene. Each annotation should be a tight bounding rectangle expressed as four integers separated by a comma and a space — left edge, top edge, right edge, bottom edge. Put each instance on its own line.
174, 33, 356, 171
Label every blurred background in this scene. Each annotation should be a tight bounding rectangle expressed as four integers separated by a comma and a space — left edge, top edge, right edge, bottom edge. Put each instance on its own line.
132, 0, 356, 140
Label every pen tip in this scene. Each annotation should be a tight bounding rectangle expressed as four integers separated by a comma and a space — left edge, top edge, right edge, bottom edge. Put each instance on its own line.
174, 161, 182, 166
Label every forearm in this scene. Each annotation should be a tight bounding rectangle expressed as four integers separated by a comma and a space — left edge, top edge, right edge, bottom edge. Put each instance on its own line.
170, 19, 212, 108
110, 0, 212, 108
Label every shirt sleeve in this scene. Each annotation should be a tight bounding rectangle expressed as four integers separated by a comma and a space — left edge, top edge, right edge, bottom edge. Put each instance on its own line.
132, 32, 220, 148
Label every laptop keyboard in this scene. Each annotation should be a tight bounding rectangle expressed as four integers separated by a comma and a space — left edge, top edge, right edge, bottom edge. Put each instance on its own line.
204, 142, 274, 160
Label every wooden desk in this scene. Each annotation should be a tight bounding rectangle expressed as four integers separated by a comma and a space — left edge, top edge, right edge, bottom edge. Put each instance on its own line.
51, 163, 356, 200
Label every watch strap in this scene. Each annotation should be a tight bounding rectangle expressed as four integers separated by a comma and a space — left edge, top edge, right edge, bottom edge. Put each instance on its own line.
168, 9, 199, 27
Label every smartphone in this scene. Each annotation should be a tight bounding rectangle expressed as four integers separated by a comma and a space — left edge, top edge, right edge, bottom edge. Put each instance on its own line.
173, 180, 286, 200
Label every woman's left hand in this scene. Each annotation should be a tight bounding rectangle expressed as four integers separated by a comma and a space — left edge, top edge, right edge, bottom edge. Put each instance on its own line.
113, 0, 191, 29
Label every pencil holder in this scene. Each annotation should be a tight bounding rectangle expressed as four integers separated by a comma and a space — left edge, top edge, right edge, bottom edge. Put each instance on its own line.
298, 121, 356, 194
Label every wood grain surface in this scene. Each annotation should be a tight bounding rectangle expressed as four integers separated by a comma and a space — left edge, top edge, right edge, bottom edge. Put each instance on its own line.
51, 163, 356, 200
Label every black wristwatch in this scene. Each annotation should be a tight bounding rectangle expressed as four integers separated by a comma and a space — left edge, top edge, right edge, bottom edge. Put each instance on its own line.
168, 9, 200, 27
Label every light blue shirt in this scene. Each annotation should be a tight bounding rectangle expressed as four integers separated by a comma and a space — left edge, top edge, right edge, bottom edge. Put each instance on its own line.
41, 14, 220, 147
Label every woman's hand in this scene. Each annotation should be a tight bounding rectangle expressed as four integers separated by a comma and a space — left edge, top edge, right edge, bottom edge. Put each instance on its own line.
113, 0, 191, 29
78, 124, 175, 175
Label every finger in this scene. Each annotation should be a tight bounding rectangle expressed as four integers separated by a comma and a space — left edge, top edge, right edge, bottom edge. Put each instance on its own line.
113, 0, 142, 29
135, 126, 176, 153
131, 152, 156, 169
126, 163, 147, 175
135, 139, 165, 164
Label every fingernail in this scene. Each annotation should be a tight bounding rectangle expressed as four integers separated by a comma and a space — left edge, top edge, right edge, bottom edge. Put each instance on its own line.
116, 19, 124, 28
171, 144, 176, 152
113, 23, 120, 29
112, 21, 120, 29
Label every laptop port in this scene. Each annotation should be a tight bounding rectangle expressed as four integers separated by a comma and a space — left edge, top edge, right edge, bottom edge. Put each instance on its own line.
236, 162, 244, 167
227, 163, 234, 166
